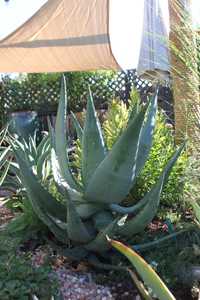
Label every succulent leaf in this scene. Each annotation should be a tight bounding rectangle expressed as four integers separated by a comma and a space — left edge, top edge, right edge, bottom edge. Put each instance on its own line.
55, 75, 80, 190
118, 144, 184, 237
71, 111, 83, 142
93, 210, 114, 231
36, 133, 50, 160
110, 195, 148, 215
135, 90, 158, 177
13, 147, 69, 243
66, 191, 93, 244
85, 108, 146, 204
82, 88, 107, 186
75, 202, 103, 219
29, 136, 37, 161
51, 147, 83, 202
37, 145, 51, 180
85, 217, 120, 253
13, 145, 67, 221
49, 115, 82, 195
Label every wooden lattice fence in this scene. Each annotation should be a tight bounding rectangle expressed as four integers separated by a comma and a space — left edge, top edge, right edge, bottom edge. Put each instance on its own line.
0, 70, 173, 129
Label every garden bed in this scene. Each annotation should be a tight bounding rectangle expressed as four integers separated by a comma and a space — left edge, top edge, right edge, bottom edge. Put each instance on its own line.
0, 202, 198, 300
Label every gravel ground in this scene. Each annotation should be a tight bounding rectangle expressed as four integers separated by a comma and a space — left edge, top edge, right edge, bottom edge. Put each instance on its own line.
32, 248, 139, 300
55, 267, 114, 300
54, 266, 140, 299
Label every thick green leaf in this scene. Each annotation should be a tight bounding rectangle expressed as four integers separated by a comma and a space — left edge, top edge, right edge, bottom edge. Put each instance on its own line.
37, 133, 50, 159
71, 111, 83, 142
109, 239, 176, 300
13, 147, 69, 243
85, 108, 146, 204
93, 210, 114, 230
37, 144, 51, 180
51, 147, 82, 199
118, 144, 184, 237
85, 217, 120, 253
135, 90, 158, 177
13, 139, 33, 164
110, 195, 148, 215
13, 146, 67, 221
55, 75, 80, 190
82, 88, 107, 186
29, 136, 37, 160
75, 202, 103, 219
66, 191, 93, 244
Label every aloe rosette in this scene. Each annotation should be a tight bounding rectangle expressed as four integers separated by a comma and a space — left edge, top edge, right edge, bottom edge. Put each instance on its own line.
2, 131, 51, 193
12, 76, 184, 260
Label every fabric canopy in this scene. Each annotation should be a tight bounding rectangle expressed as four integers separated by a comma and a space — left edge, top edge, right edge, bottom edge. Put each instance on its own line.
0, 0, 170, 78
0, 0, 119, 73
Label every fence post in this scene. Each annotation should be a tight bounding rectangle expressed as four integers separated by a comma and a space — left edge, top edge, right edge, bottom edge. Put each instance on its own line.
169, 0, 200, 143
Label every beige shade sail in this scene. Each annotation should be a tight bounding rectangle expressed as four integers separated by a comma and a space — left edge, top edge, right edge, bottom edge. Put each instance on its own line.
0, 0, 170, 78
0, 0, 119, 73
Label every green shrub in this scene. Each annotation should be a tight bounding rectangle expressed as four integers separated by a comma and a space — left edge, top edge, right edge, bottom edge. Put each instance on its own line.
133, 113, 187, 207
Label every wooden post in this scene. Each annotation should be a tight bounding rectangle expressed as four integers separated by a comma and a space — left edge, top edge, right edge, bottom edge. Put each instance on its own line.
169, 0, 200, 143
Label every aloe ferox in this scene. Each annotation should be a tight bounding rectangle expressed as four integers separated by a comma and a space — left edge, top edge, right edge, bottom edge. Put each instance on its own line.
12, 76, 184, 260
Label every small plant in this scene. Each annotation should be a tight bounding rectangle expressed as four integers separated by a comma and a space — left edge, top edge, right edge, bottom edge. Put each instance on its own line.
11, 76, 184, 263
2, 132, 51, 240
0, 253, 59, 300
0, 232, 60, 300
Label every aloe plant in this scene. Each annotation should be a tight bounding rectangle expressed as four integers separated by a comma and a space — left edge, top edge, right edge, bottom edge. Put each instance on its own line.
3, 132, 51, 192
1, 133, 51, 237
11, 76, 184, 260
